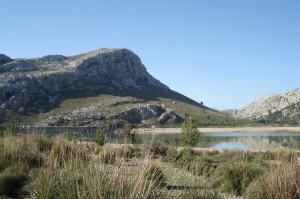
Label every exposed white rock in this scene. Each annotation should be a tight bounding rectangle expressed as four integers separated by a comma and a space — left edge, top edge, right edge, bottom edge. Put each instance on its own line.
38, 102, 181, 126
234, 87, 300, 121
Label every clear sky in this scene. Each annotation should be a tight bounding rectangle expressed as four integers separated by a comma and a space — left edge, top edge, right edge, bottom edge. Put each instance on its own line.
1, 1, 299, 110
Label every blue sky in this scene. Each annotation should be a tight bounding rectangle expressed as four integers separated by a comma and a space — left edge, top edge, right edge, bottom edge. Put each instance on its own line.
1, 1, 299, 109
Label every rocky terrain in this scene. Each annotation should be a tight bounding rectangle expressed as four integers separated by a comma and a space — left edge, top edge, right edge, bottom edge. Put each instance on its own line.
0, 48, 166, 112
0, 49, 199, 126
38, 97, 182, 126
232, 88, 300, 125
1, 48, 229, 127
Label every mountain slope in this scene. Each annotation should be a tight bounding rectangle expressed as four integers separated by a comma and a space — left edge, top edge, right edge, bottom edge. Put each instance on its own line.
234, 88, 300, 125
0, 48, 245, 127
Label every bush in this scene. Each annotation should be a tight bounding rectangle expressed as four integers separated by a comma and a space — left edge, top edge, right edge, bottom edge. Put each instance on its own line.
92, 128, 105, 146
0, 164, 28, 197
189, 156, 217, 177
121, 123, 135, 144
63, 132, 75, 141
211, 161, 264, 195
176, 148, 196, 169
180, 117, 200, 147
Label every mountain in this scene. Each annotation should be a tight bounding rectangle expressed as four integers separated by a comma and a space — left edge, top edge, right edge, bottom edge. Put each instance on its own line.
233, 88, 300, 125
0, 48, 244, 127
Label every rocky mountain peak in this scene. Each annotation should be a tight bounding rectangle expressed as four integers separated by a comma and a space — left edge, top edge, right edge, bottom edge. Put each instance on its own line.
0, 54, 12, 65
233, 87, 300, 125
0, 48, 168, 114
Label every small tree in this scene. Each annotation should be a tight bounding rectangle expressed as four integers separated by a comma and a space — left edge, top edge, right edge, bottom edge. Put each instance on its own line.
93, 128, 105, 146
122, 123, 135, 144
180, 116, 200, 147
64, 132, 75, 141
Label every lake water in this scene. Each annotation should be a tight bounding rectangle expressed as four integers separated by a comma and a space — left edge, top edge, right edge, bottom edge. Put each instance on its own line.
135, 131, 300, 150
8, 126, 300, 150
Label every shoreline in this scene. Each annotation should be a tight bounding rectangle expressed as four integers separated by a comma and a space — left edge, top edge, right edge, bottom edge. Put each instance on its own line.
133, 126, 300, 134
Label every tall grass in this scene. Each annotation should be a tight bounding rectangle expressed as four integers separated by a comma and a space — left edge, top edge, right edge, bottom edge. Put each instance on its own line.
1, 133, 300, 198
0, 133, 165, 198
246, 151, 300, 199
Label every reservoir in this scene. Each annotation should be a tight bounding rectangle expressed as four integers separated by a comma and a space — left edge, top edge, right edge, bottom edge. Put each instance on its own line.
6, 126, 300, 150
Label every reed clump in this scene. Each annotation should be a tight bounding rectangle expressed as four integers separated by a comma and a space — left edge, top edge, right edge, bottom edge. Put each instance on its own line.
0, 133, 166, 198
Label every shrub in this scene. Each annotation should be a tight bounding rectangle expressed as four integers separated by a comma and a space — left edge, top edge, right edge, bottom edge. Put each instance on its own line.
180, 117, 200, 147
0, 164, 28, 198
92, 128, 105, 146
211, 161, 264, 195
176, 148, 196, 169
121, 123, 136, 144
63, 132, 75, 141
189, 156, 216, 177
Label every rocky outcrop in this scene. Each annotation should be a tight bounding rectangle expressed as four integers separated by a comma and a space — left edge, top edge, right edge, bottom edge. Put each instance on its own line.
38, 102, 182, 126
158, 109, 183, 124
0, 48, 168, 115
0, 54, 12, 65
234, 87, 300, 125
114, 104, 165, 124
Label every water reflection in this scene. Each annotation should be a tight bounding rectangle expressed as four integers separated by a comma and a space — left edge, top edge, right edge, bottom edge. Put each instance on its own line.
9, 126, 300, 150
136, 132, 300, 150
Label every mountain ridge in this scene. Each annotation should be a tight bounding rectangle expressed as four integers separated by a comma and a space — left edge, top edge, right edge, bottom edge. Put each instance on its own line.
1, 48, 226, 127
232, 87, 300, 125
